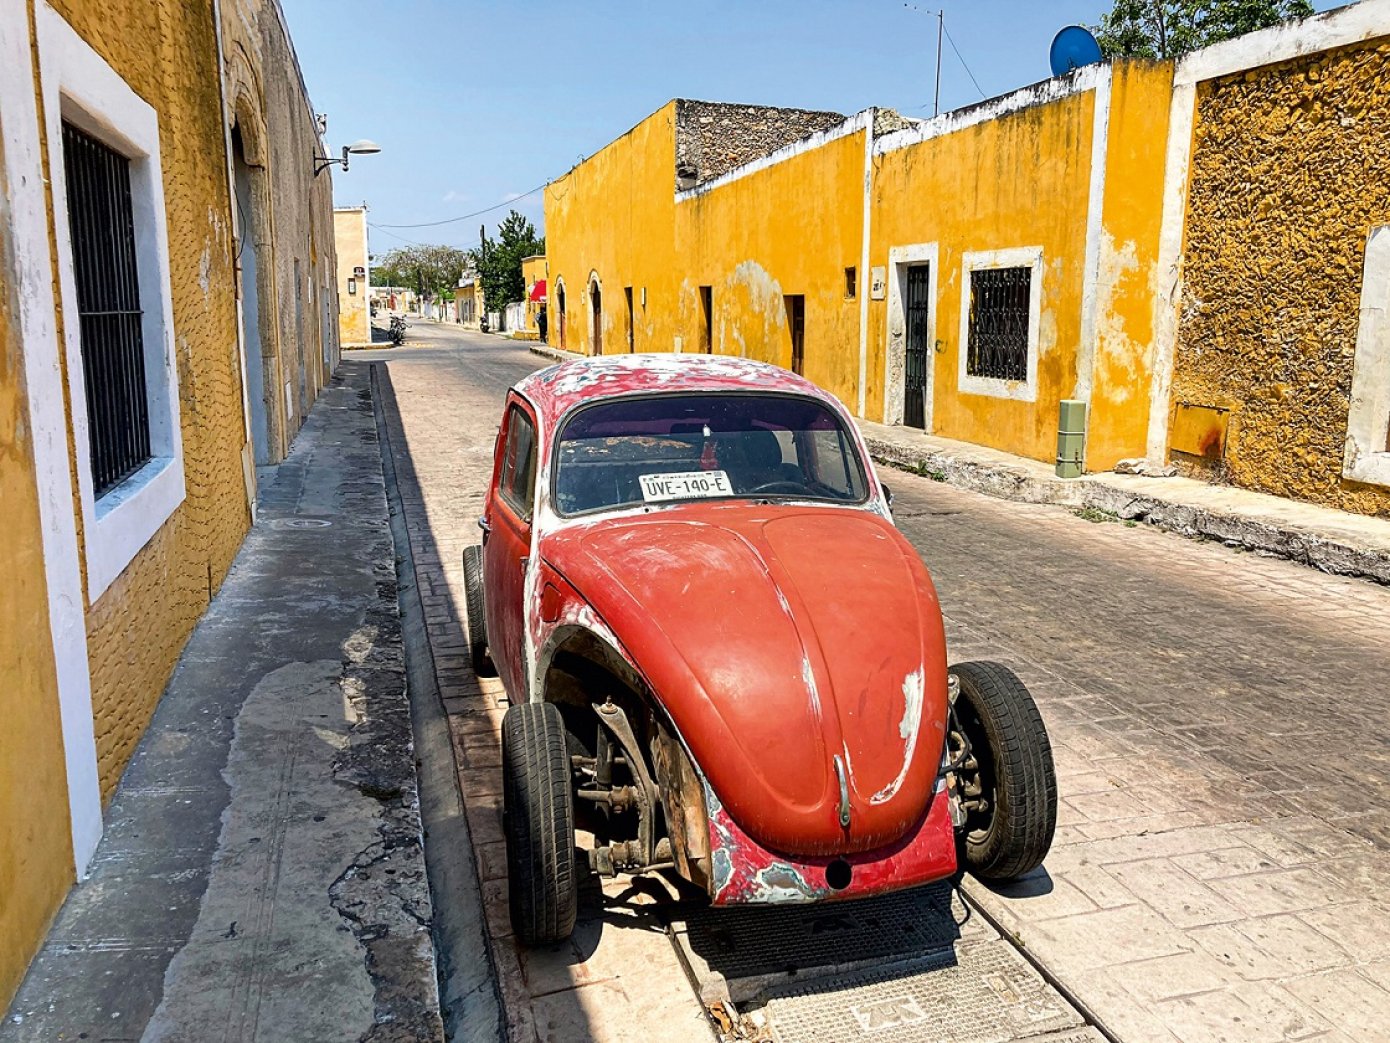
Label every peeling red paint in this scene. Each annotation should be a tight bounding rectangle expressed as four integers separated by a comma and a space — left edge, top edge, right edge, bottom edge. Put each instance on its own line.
707, 781, 957, 906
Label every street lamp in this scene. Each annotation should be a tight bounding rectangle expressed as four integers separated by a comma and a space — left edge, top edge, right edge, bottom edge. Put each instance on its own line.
315, 139, 381, 177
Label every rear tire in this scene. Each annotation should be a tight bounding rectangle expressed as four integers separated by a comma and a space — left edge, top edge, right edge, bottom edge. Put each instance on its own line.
502, 702, 578, 945
950, 661, 1057, 882
462, 545, 490, 675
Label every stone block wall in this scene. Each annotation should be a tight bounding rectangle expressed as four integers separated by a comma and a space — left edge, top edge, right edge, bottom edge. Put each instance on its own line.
675, 100, 845, 188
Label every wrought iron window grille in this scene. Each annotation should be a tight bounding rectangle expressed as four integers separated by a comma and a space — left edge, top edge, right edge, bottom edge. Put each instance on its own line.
62, 120, 151, 498
966, 266, 1031, 383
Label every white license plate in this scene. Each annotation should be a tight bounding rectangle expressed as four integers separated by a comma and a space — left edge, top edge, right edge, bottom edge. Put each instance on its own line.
639, 470, 734, 502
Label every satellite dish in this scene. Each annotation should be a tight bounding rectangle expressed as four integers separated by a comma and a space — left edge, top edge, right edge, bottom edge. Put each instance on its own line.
1049, 25, 1103, 77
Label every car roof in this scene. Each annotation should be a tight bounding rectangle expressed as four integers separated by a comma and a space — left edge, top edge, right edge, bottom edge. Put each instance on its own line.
515, 354, 841, 429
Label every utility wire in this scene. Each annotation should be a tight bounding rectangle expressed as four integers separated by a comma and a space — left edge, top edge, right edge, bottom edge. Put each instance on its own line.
368, 222, 479, 252
942, 21, 987, 99
374, 182, 548, 228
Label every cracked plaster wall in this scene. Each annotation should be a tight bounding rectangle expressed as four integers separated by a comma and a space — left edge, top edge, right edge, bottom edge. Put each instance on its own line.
1173, 40, 1390, 516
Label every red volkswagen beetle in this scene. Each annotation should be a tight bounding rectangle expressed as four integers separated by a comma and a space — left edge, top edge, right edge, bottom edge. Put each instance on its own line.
464, 355, 1056, 945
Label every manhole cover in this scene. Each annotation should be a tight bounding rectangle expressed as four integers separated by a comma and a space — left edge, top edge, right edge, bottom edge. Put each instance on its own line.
765, 939, 1086, 1043
682, 882, 974, 981
269, 517, 332, 529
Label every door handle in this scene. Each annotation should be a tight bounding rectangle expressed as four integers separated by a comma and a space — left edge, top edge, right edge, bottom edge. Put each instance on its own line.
520, 556, 529, 573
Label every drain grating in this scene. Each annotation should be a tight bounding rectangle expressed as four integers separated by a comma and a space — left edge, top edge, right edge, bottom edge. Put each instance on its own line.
680, 882, 985, 983
764, 939, 1087, 1043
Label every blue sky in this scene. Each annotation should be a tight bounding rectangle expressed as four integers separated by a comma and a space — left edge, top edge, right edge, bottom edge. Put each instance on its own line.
281, 0, 1339, 257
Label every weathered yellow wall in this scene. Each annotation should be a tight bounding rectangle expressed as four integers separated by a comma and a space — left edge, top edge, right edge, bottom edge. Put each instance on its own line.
869, 91, 1096, 461
0, 123, 75, 1011
335, 207, 369, 345
521, 254, 546, 333
673, 126, 865, 404
544, 102, 680, 356
1087, 60, 1173, 471
1172, 41, 1390, 515
40, 0, 250, 797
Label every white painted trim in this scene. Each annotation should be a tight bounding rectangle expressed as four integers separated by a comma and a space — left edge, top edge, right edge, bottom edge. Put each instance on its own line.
38, 2, 186, 601
1176, 0, 1390, 85
1145, 83, 1197, 462
1074, 66, 1112, 408
875, 66, 1104, 157
1344, 225, 1390, 488
957, 247, 1044, 403
1, 0, 103, 873
856, 111, 874, 418
674, 110, 871, 203
883, 243, 938, 428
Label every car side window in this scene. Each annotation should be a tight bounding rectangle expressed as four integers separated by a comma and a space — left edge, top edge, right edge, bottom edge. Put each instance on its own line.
804, 427, 864, 498
500, 405, 538, 522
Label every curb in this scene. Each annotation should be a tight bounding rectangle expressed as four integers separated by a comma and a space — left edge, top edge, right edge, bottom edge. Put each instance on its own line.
862, 434, 1390, 586
528, 343, 581, 365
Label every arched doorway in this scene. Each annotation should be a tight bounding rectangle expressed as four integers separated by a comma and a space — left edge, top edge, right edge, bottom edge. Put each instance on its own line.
556, 278, 567, 350
589, 274, 603, 356
231, 126, 271, 467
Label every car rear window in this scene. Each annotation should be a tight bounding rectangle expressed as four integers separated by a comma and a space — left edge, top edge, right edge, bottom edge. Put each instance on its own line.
553, 393, 868, 516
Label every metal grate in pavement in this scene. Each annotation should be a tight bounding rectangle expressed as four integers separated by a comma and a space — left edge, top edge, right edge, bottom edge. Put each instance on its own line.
764, 939, 1086, 1043
680, 881, 990, 982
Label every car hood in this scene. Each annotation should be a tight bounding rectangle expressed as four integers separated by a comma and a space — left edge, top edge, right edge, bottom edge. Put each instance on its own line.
540, 504, 948, 857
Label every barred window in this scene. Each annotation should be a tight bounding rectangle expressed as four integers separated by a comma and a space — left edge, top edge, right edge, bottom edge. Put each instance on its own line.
966, 266, 1031, 383
62, 120, 151, 497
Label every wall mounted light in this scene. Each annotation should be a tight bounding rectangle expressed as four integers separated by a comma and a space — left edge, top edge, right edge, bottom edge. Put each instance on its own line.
315, 139, 381, 178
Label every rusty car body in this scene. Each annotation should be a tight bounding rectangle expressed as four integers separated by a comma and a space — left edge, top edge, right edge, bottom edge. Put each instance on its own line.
464, 354, 1057, 944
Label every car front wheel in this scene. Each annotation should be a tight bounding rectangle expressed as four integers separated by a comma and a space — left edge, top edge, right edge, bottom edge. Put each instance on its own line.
502, 701, 578, 945
948, 661, 1057, 882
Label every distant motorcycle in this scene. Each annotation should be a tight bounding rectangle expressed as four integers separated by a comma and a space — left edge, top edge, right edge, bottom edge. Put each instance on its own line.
389, 314, 408, 346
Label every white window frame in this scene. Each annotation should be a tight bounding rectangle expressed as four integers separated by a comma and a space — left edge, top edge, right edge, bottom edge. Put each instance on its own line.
958, 246, 1044, 403
1344, 225, 1390, 489
39, 3, 185, 601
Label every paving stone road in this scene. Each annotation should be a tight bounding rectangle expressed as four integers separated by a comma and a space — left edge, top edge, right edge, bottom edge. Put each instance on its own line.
366, 323, 1390, 1043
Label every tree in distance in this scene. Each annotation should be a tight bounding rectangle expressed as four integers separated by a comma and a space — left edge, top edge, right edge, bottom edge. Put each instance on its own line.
370, 243, 471, 300
1094, 0, 1314, 59
472, 210, 545, 311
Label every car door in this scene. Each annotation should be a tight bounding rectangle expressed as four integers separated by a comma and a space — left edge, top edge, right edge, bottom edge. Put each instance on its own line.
482, 397, 539, 700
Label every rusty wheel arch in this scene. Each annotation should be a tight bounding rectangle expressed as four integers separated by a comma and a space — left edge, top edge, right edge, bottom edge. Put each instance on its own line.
536, 625, 712, 891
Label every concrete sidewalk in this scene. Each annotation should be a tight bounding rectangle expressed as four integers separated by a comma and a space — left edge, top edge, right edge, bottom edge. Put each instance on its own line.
529, 343, 1390, 585
3, 364, 444, 1042
861, 421, 1390, 586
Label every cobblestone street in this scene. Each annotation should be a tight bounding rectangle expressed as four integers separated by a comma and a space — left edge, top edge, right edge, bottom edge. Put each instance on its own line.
369, 322, 1390, 1043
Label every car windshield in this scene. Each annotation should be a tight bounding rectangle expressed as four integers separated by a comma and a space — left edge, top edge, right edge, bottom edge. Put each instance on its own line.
553, 393, 869, 516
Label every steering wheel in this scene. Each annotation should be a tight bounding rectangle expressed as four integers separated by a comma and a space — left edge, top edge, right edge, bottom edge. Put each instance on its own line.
747, 480, 813, 495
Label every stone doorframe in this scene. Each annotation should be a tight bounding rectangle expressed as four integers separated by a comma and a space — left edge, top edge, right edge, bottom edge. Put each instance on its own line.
883, 242, 938, 428
224, 53, 286, 472
587, 270, 603, 356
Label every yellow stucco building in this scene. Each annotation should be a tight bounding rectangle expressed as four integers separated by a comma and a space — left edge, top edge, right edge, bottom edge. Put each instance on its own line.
547, 5, 1390, 517
520, 253, 547, 339
454, 276, 482, 328
0, 0, 338, 1006
335, 205, 371, 346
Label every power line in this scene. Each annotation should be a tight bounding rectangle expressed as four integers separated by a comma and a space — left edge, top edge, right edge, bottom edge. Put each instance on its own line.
942, 21, 987, 99
368, 222, 478, 252
373, 183, 548, 229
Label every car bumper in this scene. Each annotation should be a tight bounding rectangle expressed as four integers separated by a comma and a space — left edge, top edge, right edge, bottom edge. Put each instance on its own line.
706, 780, 957, 905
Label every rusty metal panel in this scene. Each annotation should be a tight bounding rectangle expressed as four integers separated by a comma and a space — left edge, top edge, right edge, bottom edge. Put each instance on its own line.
1170, 402, 1230, 459
764, 939, 1087, 1042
